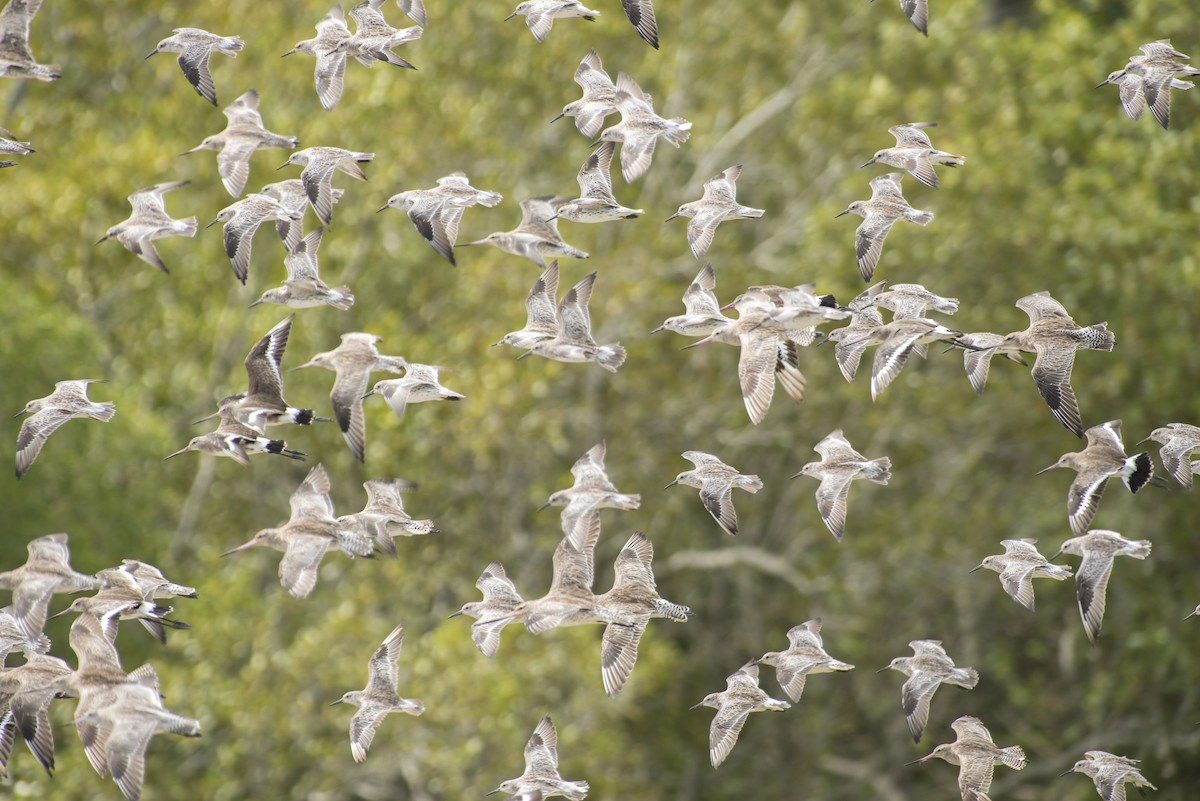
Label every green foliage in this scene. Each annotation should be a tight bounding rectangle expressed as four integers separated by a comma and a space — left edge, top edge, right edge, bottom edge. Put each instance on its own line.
2, 0, 1198, 799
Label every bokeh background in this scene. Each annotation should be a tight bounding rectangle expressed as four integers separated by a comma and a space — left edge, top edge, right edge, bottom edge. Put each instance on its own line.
1, 0, 1198, 799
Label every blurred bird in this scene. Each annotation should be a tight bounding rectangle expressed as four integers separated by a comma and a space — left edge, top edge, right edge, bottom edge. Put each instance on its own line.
553, 141, 643, 223
365, 363, 465, 419
0, 126, 34, 164
1051, 529, 1151, 644
250, 228, 355, 310
1139, 422, 1200, 488
882, 0, 929, 36
180, 89, 300, 197
525, 272, 626, 372
163, 417, 306, 466
16, 380, 115, 479
377, 171, 502, 265
260, 178, 343, 250
755, 618, 855, 703
0, 651, 73, 775
667, 165, 764, 259
848, 318, 974, 401
692, 661, 790, 768
0, 533, 101, 644
338, 478, 435, 556
598, 72, 691, 182
542, 443, 640, 548
278, 147, 374, 226
54, 566, 189, 646
881, 640, 978, 742
954, 332, 1027, 395
449, 560, 526, 658
613, 0, 657, 47
825, 282, 888, 382
146, 27, 244, 105
665, 451, 762, 536
496, 262, 561, 351
330, 0, 422, 69
0, 0, 60, 80
331, 625, 425, 763
836, 172, 933, 282
651, 263, 732, 337
208, 193, 303, 284
792, 429, 890, 541
98, 181, 197, 274
1037, 420, 1152, 536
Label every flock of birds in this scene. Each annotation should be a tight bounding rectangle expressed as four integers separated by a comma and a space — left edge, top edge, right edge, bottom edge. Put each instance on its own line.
2, 0, 1196, 799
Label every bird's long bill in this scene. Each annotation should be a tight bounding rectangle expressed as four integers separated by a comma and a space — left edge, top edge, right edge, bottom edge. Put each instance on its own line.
456, 240, 485, 247
13, 408, 28, 418
1094, 80, 1110, 89
179, 144, 206, 156
503, 11, 518, 21
649, 324, 665, 334
874, 665, 892, 673
205, 218, 220, 229
486, 788, 503, 796
144, 50, 158, 60
95, 235, 110, 245
680, 335, 714, 350
834, 208, 851, 218
360, 391, 377, 400
329, 698, 344, 706
549, 111, 565, 123
446, 610, 464, 619
663, 480, 678, 489
536, 500, 552, 512
904, 754, 934, 766
860, 158, 876, 168
1048, 548, 1065, 561
1035, 463, 1060, 475
275, 161, 290, 171
219, 541, 257, 557
688, 700, 706, 711
247, 299, 265, 309
191, 411, 221, 425
281, 47, 300, 57
375, 204, 390, 214
788, 471, 803, 480
664, 212, 680, 222
1058, 768, 1076, 777
162, 446, 192, 460
1184, 609, 1199, 621
967, 564, 985, 573
288, 361, 315, 372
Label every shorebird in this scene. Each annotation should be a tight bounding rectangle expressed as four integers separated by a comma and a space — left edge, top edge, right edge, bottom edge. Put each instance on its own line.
542, 443, 640, 549
1099, 41, 1199, 129
54, 566, 189, 645
377, 172, 502, 265
278, 147, 374, 226
552, 48, 617, 138
283, 4, 352, 110
146, 27, 244, 105
910, 716, 1027, 801
955, 332, 1027, 395
0, 651, 73, 775
0, 126, 34, 165
0, 0, 60, 80
665, 451, 762, 536
449, 560, 526, 658
490, 716, 589, 800
613, 0, 657, 47
1140, 422, 1200, 488
221, 464, 375, 598
260, 179, 343, 251
365, 363, 465, 418
792, 429, 891, 541
998, 291, 1116, 437
338, 478, 435, 556
682, 293, 809, 425
0, 534, 100, 646
209, 193, 303, 284
651, 263, 732, 337
836, 172, 933, 281
885, 0, 929, 36
193, 316, 328, 431
293, 332, 407, 461
863, 122, 964, 189
850, 318, 973, 401
330, 0, 422, 69
113, 560, 197, 601
164, 417, 306, 466
0, 605, 49, 659
667, 165, 764, 258
97, 181, 197, 274
331, 624, 425, 763
874, 282, 958, 319
692, 661, 790, 768
598, 71, 692, 182
505, 0, 600, 42
594, 532, 690, 695
755, 618, 855, 702
458, 196, 588, 267
16, 380, 115, 479
553, 141, 643, 223
525, 272, 626, 372
180, 90, 300, 197
496, 262, 560, 350
1052, 529, 1151, 644
880, 640, 978, 742
250, 228, 355, 310
396, 0, 426, 26
1037, 420, 1152, 536
1064, 750, 1157, 801
970, 539, 1072, 611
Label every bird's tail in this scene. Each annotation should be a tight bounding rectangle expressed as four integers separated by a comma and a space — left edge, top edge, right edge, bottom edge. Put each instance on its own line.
868, 457, 892, 484
931, 151, 966, 167
736, 474, 764, 493
1122, 452, 1153, 494
947, 666, 979, 689
180, 216, 199, 238
998, 745, 1027, 771
1077, 322, 1115, 352
595, 343, 626, 372
908, 209, 935, 225
654, 599, 691, 622
664, 120, 692, 147
91, 402, 117, 422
